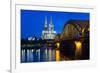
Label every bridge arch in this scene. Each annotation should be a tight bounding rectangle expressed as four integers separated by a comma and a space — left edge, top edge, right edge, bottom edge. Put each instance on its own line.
60, 20, 89, 40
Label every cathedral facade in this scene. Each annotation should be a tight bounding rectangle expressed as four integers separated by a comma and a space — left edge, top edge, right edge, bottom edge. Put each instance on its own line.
41, 16, 56, 40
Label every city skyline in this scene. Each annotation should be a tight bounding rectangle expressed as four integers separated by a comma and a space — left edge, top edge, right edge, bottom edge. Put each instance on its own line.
21, 10, 90, 39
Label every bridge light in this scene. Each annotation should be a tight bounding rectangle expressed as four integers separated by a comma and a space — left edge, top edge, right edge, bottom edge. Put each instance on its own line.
82, 29, 85, 33
74, 41, 82, 59
56, 42, 60, 48
75, 41, 82, 50
82, 28, 85, 37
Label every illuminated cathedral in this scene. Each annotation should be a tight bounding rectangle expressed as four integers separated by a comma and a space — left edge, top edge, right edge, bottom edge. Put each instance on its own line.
41, 16, 56, 40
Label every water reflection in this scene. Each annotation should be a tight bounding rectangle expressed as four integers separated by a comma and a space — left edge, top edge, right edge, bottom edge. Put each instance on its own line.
21, 47, 60, 63
56, 50, 60, 61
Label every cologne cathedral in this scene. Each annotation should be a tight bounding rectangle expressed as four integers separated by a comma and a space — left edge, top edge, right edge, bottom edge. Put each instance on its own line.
42, 16, 56, 40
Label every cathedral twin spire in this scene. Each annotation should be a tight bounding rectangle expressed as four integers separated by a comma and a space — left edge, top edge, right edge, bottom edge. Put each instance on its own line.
44, 16, 47, 28
44, 16, 54, 31
42, 16, 56, 39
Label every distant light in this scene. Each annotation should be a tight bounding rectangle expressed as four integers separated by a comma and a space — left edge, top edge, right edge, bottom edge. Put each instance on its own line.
28, 37, 32, 40
28, 37, 35, 41
49, 44, 51, 46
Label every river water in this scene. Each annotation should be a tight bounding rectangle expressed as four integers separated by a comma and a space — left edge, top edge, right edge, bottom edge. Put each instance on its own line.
21, 47, 60, 63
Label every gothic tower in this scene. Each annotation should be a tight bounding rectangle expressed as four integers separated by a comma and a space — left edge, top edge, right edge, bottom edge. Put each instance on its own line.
49, 16, 54, 31
44, 16, 48, 30
42, 16, 56, 40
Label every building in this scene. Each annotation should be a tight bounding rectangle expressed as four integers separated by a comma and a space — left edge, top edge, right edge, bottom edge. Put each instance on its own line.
41, 16, 56, 40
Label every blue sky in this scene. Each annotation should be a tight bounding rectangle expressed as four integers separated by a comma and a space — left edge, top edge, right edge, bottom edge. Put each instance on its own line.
21, 10, 89, 39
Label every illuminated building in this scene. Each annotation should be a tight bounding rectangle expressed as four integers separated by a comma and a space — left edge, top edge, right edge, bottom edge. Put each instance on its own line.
42, 16, 56, 40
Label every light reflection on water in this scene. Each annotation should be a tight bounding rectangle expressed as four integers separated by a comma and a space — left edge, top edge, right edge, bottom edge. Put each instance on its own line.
21, 47, 60, 63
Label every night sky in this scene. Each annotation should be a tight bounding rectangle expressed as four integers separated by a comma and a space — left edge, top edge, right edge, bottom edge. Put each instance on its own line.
21, 10, 89, 39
